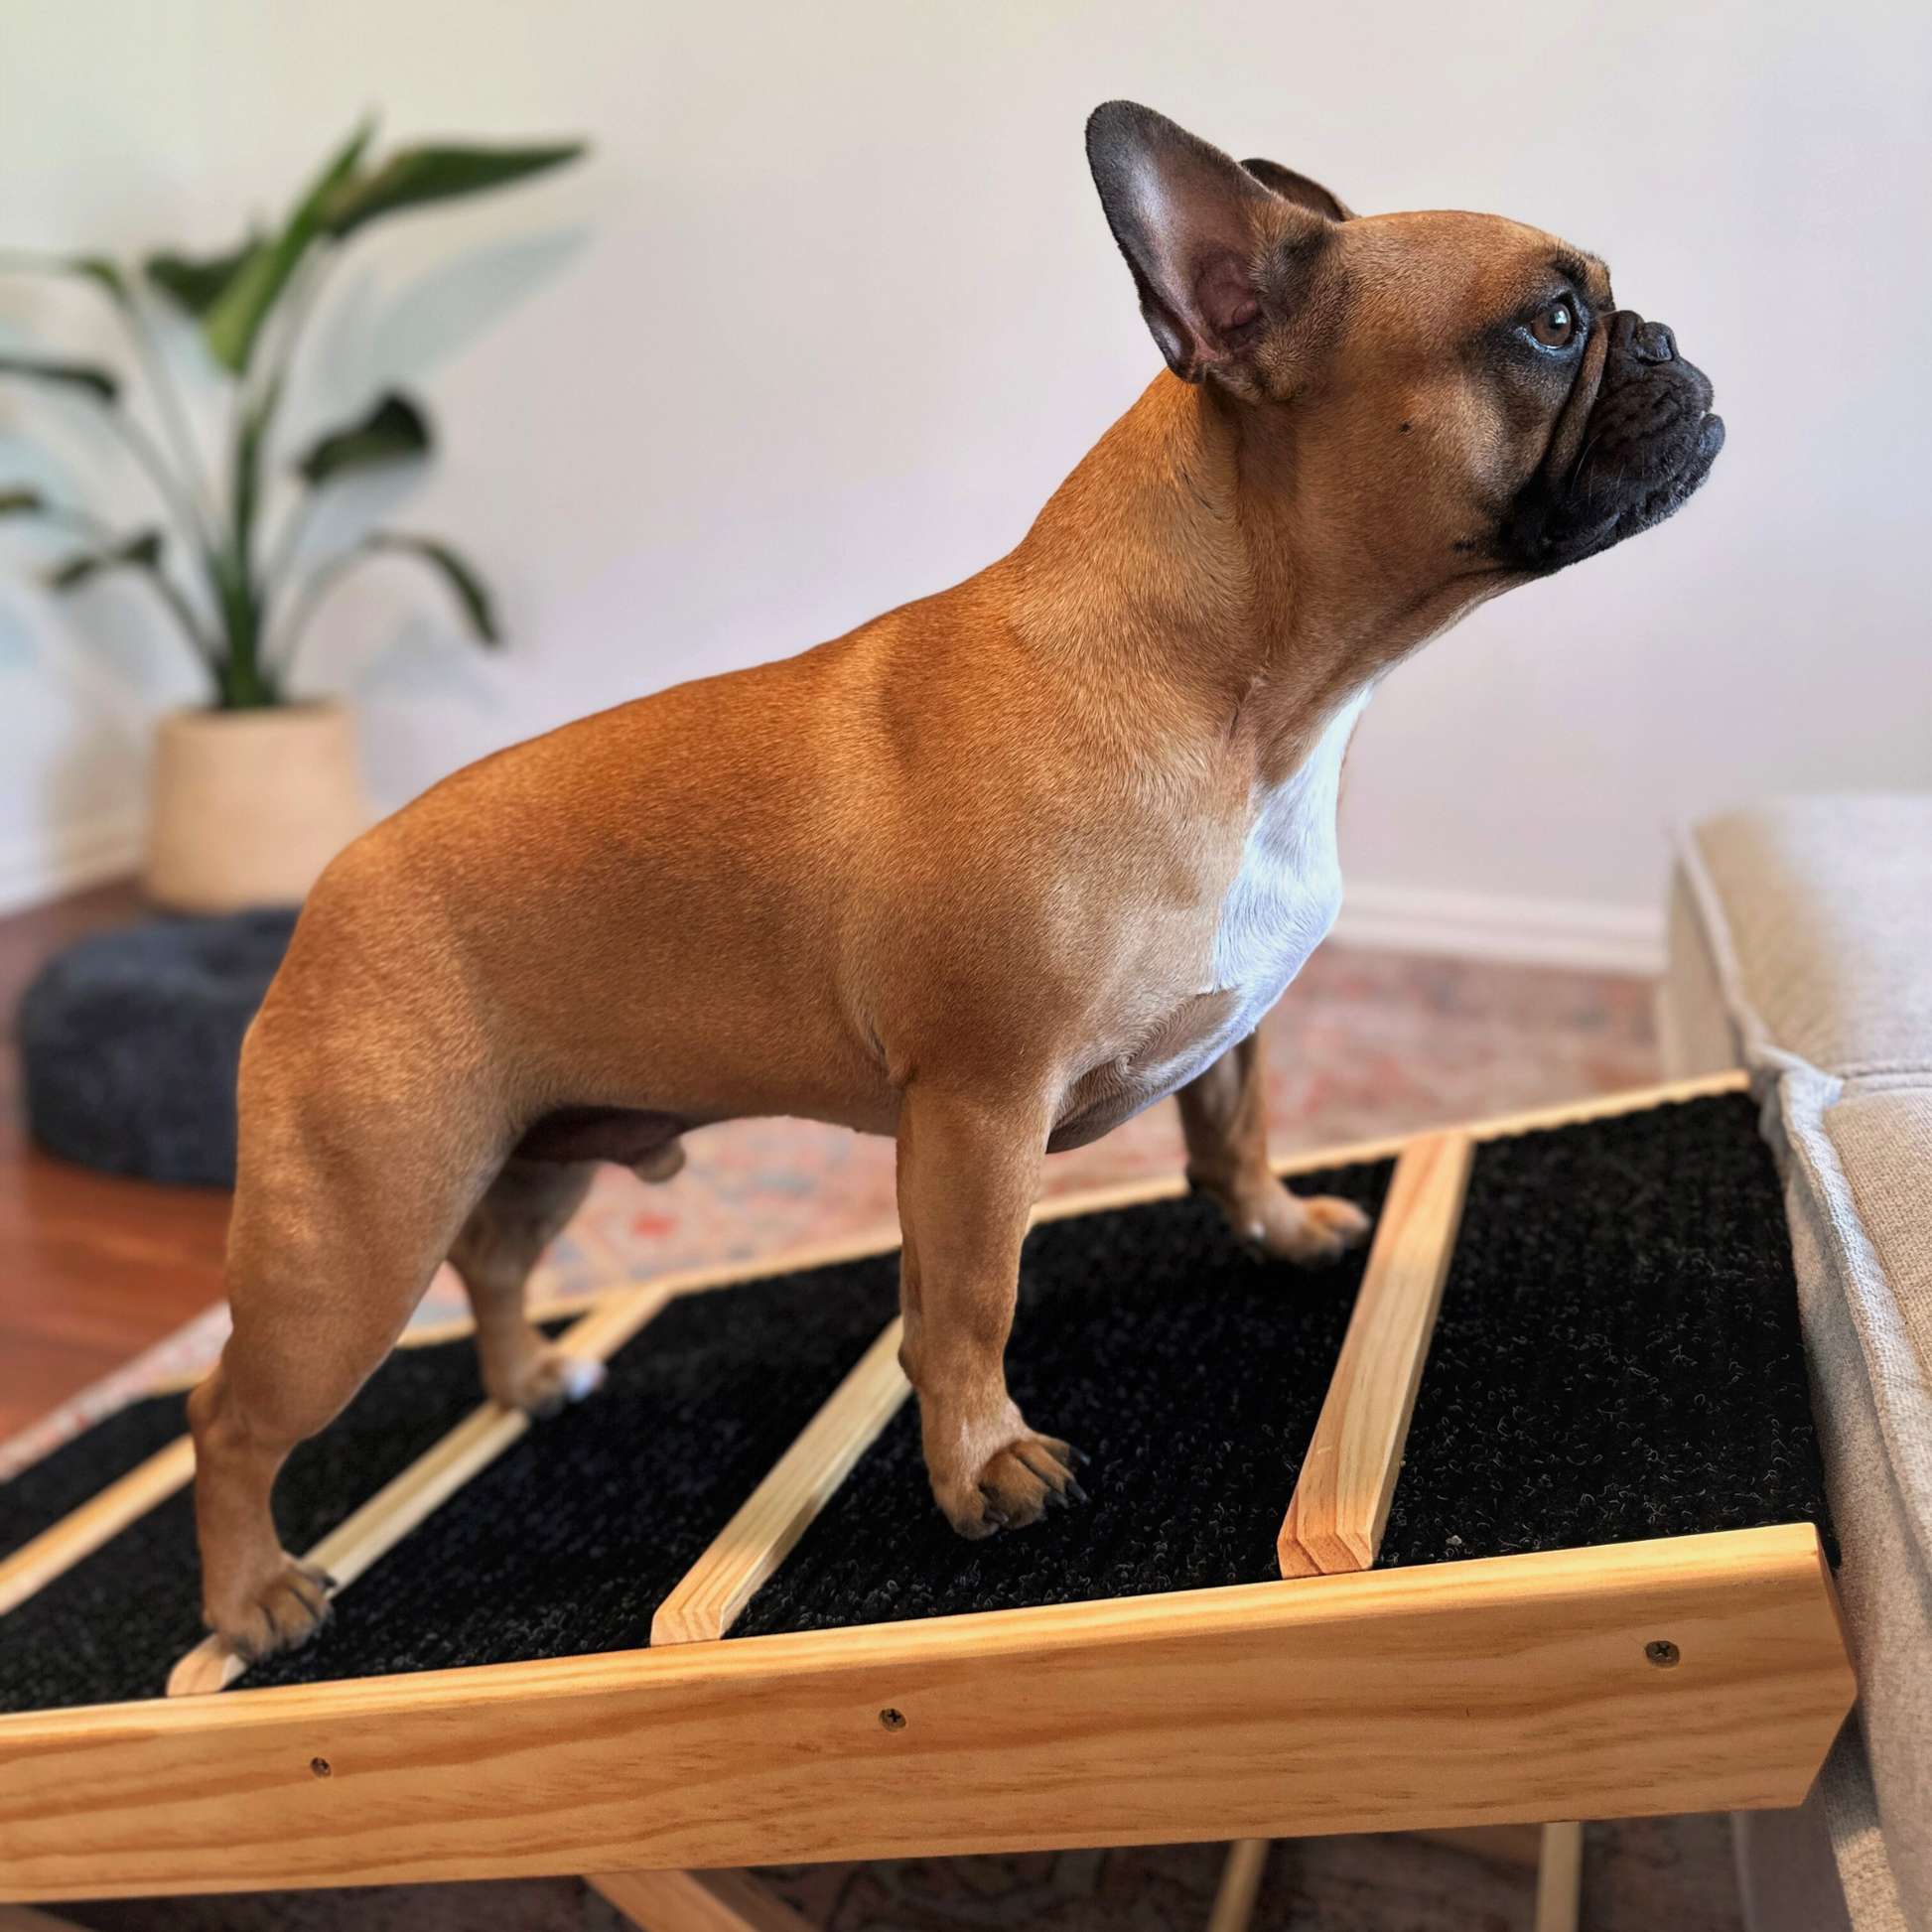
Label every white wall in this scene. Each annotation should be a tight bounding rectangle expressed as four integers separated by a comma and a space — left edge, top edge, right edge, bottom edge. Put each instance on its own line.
2, 0, 1927, 965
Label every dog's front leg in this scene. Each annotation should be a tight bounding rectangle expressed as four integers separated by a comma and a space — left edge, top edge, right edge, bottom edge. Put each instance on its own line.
1176, 1028, 1372, 1265
895, 1084, 1085, 1537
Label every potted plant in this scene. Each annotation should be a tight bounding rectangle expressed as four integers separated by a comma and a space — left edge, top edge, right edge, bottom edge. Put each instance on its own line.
0, 122, 583, 910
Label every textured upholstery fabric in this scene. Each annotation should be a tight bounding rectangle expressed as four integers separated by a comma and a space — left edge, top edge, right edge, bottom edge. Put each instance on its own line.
1824, 1716, 1914, 1932
1663, 797, 1932, 1932
1692, 797, 1932, 1078
1829, 1090, 1932, 1390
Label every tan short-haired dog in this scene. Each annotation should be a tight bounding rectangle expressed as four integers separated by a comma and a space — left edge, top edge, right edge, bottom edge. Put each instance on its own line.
185, 102, 1722, 1671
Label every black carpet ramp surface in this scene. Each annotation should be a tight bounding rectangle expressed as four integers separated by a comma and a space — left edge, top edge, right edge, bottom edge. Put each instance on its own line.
0, 1391, 189, 1565
246, 1257, 902, 1687
0, 1092, 1829, 1712
734, 1162, 1392, 1637
1379, 1091, 1830, 1567
0, 1339, 496, 1714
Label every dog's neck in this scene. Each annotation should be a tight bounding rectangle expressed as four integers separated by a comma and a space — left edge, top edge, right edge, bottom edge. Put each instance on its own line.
1008, 372, 1461, 784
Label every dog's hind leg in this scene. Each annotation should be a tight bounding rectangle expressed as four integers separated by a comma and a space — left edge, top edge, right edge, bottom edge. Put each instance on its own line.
191, 1193, 461, 1665
1175, 1027, 1371, 1264
188, 1051, 510, 1667
448, 1156, 601, 1414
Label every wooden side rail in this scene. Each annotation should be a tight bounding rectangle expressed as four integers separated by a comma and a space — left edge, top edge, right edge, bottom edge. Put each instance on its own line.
0, 1525, 1852, 1900
1279, 1130, 1473, 1578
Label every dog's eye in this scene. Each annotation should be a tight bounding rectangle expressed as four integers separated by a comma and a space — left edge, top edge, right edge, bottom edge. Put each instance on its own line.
1530, 299, 1577, 348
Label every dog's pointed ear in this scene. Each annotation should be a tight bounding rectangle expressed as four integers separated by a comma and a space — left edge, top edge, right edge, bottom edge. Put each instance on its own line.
1240, 158, 1354, 223
1086, 101, 1298, 384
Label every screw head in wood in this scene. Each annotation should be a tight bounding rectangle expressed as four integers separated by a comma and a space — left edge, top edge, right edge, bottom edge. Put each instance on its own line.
879, 1707, 907, 1731
1644, 1640, 1681, 1669
310, 1755, 333, 1777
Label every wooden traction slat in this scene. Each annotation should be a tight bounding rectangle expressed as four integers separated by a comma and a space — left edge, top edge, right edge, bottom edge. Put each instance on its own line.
0, 1436, 196, 1619
651, 1318, 911, 1646
1279, 1131, 1473, 1578
165, 1276, 685, 1697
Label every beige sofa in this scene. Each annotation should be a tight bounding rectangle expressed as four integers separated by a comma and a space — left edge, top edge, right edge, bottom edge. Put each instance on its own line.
1661, 797, 1932, 1932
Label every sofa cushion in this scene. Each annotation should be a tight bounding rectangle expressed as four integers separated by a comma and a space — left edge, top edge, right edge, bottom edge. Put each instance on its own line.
1828, 1088, 1932, 1391
1692, 798, 1932, 1079
1670, 797, 1932, 1932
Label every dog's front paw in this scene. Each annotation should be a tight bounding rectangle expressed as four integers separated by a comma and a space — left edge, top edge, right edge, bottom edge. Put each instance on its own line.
207, 1552, 335, 1665
940, 1433, 1088, 1538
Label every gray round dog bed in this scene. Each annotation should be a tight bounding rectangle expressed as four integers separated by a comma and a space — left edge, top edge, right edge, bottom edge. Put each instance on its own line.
18, 909, 298, 1187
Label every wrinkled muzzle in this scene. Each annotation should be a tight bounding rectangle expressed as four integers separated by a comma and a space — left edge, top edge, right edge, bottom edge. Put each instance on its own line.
1498, 310, 1725, 574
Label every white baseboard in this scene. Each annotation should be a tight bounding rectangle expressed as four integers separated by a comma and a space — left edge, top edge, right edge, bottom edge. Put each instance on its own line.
0, 811, 142, 918
1331, 882, 1665, 975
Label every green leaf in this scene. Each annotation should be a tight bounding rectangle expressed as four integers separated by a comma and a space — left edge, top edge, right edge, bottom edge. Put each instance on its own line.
71, 256, 130, 302
203, 120, 374, 374
145, 237, 259, 316
322, 142, 584, 238
296, 391, 431, 484
368, 532, 498, 642
0, 486, 46, 514
48, 528, 163, 590
0, 354, 119, 402
0, 251, 128, 302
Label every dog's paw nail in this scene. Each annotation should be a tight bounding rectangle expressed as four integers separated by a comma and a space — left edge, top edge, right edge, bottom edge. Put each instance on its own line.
559, 1356, 606, 1402
1064, 1475, 1089, 1505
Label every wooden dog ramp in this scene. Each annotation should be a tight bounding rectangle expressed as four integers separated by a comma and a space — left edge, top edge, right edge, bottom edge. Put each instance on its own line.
0, 1070, 1854, 1910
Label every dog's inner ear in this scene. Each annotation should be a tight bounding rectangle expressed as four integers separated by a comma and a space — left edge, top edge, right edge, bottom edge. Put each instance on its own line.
1087, 101, 1291, 384
1240, 157, 1354, 223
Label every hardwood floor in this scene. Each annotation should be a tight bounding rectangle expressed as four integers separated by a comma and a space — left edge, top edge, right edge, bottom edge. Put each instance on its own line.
0, 880, 229, 1442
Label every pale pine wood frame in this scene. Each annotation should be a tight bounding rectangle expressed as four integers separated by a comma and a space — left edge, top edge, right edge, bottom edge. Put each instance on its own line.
590, 1866, 820, 1932
1278, 1130, 1473, 1576
0, 1068, 1854, 1908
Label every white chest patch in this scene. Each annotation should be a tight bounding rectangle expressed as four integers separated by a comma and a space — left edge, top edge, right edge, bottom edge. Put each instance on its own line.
1056, 690, 1373, 1145
1200, 689, 1368, 1062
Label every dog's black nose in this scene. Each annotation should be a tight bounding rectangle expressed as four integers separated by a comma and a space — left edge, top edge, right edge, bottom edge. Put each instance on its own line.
1634, 319, 1677, 363
1609, 311, 1679, 366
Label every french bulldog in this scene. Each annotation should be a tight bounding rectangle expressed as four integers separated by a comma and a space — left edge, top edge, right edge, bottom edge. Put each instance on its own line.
181, 101, 1721, 1677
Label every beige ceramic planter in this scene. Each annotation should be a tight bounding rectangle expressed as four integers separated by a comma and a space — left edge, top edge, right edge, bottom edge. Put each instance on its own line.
144, 701, 369, 913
